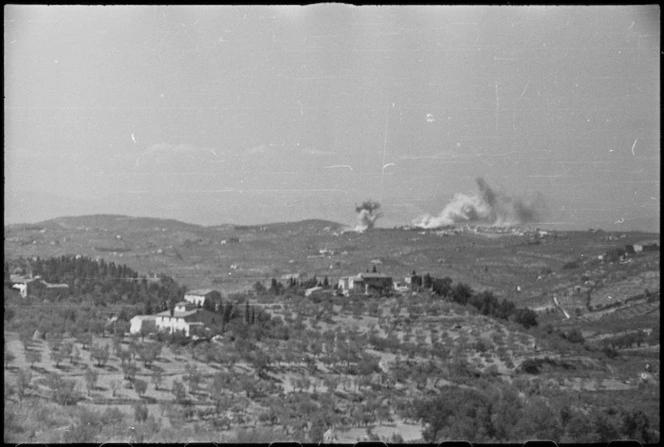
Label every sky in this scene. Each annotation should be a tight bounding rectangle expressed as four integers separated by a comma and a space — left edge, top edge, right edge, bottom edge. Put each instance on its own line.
4, 5, 660, 232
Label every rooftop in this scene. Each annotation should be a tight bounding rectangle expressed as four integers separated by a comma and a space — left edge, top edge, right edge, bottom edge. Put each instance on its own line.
175, 301, 195, 307
185, 289, 218, 296
132, 315, 157, 320
154, 308, 216, 319
10, 274, 32, 283
155, 309, 200, 318
635, 239, 659, 246
357, 273, 392, 279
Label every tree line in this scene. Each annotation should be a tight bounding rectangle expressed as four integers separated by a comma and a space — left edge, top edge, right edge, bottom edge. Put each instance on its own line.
410, 272, 538, 329
253, 275, 331, 297
416, 380, 658, 443
254, 270, 538, 329
7, 255, 187, 309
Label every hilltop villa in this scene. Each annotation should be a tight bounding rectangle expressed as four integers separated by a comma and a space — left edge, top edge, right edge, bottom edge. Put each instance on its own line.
130, 301, 221, 337
338, 272, 393, 296
153, 301, 220, 337
183, 289, 221, 307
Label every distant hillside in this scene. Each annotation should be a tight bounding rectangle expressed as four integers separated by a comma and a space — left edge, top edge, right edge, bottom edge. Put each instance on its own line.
7, 214, 345, 234
37, 214, 206, 233
233, 219, 345, 233
5, 187, 365, 229
4, 214, 659, 303
4, 190, 99, 225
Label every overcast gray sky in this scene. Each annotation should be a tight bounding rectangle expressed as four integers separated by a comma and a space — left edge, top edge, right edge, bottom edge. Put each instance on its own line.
4, 5, 660, 231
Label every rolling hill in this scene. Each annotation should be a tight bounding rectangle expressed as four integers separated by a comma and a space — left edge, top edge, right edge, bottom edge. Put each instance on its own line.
4, 214, 659, 306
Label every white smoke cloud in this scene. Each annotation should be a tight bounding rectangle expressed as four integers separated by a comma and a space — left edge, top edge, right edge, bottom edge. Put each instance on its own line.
413, 178, 546, 228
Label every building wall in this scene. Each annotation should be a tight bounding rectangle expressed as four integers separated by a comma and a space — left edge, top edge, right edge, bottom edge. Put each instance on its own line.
23, 279, 69, 299
184, 294, 206, 306
12, 283, 27, 298
183, 309, 220, 328
339, 275, 392, 295
188, 323, 206, 337
25, 279, 46, 297
364, 278, 393, 290
364, 281, 392, 296
349, 277, 364, 292
44, 285, 70, 300
156, 315, 191, 336
175, 302, 196, 312
130, 317, 156, 334
184, 290, 221, 307
339, 277, 360, 295
338, 277, 350, 292
155, 309, 219, 336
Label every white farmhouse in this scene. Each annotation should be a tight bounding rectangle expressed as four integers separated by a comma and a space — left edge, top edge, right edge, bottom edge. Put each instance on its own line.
338, 273, 393, 296
183, 289, 221, 308
153, 301, 220, 337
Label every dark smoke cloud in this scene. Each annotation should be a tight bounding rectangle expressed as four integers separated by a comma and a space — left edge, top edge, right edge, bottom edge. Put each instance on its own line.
414, 177, 546, 228
477, 177, 497, 207
355, 200, 381, 214
355, 200, 382, 232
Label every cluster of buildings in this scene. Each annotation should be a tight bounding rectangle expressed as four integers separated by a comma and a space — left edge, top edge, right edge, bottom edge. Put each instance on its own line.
9, 274, 70, 300
131, 273, 412, 337
625, 240, 660, 254
129, 289, 221, 337
337, 272, 395, 296
336, 272, 428, 296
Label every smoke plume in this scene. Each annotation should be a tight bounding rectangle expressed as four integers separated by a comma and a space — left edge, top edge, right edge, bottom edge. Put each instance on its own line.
355, 200, 382, 232
413, 177, 546, 228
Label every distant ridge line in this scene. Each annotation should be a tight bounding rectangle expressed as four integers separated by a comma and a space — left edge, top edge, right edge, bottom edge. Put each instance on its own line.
9, 214, 345, 230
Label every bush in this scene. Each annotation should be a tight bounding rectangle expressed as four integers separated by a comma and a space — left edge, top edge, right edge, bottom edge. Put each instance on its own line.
232, 428, 284, 443
49, 373, 77, 406
565, 328, 585, 344
90, 343, 110, 366
134, 378, 148, 396
474, 339, 490, 353
134, 401, 149, 423
5, 349, 15, 368
513, 308, 538, 329
483, 364, 500, 377
101, 407, 125, 425
521, 358, 541, 374
602, 346, 618, 359
171, 379, 187, 404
